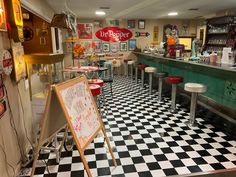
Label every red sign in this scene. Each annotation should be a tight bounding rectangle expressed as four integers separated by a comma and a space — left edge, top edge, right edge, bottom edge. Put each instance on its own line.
95, 27, 132, 42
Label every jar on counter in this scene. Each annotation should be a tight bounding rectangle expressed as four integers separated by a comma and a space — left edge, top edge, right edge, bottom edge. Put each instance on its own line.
210, 52, 217, 63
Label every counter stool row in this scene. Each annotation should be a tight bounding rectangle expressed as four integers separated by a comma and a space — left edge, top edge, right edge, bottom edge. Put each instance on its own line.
130, 63, 207, 127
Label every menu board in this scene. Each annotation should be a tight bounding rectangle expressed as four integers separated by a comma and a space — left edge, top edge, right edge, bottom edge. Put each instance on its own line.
54, 76, 101, 149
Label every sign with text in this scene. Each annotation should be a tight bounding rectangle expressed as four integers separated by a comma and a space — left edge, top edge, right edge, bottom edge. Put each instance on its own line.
96, 27, 132, 42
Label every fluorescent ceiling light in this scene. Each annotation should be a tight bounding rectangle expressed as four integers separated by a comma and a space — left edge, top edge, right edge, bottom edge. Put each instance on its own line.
168, 12, 178, 16
95, 11, 106, 15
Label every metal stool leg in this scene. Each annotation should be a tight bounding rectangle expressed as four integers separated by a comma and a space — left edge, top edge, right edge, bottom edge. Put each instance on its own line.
149, 73, 153, 94
101, 88, 108, 114
158, 77, 163, 102
141, 70, 144, 88
170, 84, 177, 112
185, 93, 198, 127
135, 67, 138, 84
126, 64, 129, 77
130, 65, 133, 81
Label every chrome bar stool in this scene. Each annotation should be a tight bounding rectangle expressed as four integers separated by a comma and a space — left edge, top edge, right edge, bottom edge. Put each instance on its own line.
89, 79, 108, 114
156, 72, 168, 102
135, 64, 148, 87
89, 84, 101, 110
123, 59, 131, 77
144, 67, 157, 94
184, 83, 207, 127
127, 60, 135, 81
166, 76, 183, 112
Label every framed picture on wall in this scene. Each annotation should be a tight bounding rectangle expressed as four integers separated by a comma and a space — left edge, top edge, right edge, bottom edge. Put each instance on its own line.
120, 42, 127, 52
127, 20, 135, 29
128, 39, 137, 51
77, 23, 93, 39
94, 41, 102, 53
110, 43, 119, 53
138, 20, 145, 29
103, 43, 110, 53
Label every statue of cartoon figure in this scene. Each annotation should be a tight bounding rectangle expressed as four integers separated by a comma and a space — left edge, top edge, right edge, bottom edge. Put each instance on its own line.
190, 38, 200, 60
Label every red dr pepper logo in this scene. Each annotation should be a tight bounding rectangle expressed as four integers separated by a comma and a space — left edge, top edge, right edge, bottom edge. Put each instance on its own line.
95, 27, 132, 42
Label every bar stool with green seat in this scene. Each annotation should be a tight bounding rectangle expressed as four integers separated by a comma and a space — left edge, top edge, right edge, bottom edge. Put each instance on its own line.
156, 72, 168, 102
102, 61, 113, 94
135, 64, 148, 87
144, 66, 157, 94
184, 83, 207, 127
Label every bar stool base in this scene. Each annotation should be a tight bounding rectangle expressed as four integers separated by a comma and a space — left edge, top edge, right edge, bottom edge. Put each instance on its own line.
185, 120, 198, 127
169, 108, 177, 113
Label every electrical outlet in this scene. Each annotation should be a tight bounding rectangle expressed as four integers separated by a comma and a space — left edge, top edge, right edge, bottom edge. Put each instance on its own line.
25, 79, 29, 90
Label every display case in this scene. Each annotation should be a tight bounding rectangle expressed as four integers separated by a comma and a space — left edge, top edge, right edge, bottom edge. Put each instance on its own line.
24, 53, 64, 99
204, 16, 236, 53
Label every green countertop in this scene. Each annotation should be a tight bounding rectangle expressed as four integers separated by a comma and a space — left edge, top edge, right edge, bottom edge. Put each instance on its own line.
134, 52, 236, 111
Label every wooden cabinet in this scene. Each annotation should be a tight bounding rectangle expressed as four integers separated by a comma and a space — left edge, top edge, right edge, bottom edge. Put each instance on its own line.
204, 16, 236, 52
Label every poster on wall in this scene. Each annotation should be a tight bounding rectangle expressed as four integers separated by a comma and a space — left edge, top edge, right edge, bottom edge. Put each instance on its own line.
111, 43, 119, 53
120, 42, 127, 52
77, 23, 93, 40
103, 43, 110, 53
0, 0, 7, 31
11, 45, 26, 82
153, 26, 159, 42
128, 39, 137, 51
94, 41, 102, 53
80, 41, 92, 53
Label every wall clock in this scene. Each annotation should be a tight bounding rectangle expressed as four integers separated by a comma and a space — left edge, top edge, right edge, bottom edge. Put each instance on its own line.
23, 26, 33, 41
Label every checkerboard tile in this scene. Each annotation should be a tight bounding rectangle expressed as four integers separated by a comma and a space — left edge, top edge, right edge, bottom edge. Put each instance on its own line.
20, 75, 236, 177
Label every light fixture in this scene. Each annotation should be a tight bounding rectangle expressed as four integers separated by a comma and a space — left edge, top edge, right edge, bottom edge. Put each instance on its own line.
168, 12, 178, 16
95, 11, 106, 16
0, 7, 3, 13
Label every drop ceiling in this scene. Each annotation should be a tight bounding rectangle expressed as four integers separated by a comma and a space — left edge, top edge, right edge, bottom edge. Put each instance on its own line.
45, 0, 236, 19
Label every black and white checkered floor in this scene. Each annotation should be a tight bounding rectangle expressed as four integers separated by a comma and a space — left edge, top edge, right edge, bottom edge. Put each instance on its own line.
21, 75, 236, 177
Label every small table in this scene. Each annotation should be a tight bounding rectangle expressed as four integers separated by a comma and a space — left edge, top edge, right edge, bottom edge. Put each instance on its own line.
63, 66, 99, 79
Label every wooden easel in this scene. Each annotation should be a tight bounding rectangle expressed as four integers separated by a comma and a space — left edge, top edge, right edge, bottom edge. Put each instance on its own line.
31, 75, 116, 177
30, 86, 68, 177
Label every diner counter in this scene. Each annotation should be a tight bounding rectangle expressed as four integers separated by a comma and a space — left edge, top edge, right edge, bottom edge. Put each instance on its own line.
133, 52, 236, 118
133, 52, 236, 73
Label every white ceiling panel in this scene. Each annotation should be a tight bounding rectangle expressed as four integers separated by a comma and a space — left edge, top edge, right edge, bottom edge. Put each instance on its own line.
44, 0, 236, 19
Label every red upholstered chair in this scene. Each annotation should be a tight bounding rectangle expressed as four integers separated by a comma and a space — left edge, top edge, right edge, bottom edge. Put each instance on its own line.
166, 76, 183, 112
135, 64, 149, 87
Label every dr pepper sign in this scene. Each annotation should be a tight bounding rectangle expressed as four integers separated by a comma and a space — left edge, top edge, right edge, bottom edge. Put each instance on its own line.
95, 27, 132, 42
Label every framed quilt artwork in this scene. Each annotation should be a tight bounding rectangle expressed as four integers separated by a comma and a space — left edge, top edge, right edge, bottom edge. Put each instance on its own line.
128, 39, 137, 51
120, 42, 127, 52
110, 43, 119, 53
94, 41, 102, 53
77, 23, 93, 40
103, 43, 110, 53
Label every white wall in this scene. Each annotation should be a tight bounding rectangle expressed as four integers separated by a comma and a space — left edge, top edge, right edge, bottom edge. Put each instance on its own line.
0, 34, 33, 177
